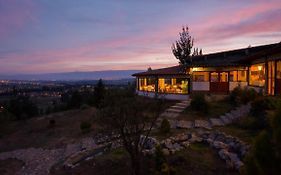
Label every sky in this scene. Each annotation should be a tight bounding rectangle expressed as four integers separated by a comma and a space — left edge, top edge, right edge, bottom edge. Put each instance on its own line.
0, 0, 281, 74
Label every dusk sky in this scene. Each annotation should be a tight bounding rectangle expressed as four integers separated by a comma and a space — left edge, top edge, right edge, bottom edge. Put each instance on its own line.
1, 0, 281, 74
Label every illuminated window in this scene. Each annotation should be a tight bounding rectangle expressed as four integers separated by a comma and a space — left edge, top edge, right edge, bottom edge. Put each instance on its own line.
211, 72, 219, 82
193, 72, 209, 82
230, 71, 247, 82
249, 64, 265, 87
138, 78, 156, 92
158, 78, 188, 94
238, 71, 247, 82
277, 61, 281, 79
220, 72, 228, 82
230, 71, 237, 82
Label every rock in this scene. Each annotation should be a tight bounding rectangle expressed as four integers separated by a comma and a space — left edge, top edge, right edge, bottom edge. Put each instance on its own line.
162, 148, 170, 155
168, 120, 178, 129
212, 141, 228, 149
194, 120, 212, 129
220, 115, 231, 124
180, 141, 190, 148
189, 133, 203, 143
176, 120, 194, 129
175, 133, 190, 142
64, 143, 81, 157
81, 138, 96, 150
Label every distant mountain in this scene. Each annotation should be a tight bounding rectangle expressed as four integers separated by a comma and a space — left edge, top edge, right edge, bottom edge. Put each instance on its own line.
0, 70, 143, 81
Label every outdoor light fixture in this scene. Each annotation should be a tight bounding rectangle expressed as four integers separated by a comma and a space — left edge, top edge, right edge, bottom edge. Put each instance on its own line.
258, 66, 262, 71
192, 67, 198, 71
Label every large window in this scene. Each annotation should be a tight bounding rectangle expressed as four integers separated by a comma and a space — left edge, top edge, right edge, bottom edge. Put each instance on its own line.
230, 71, 247, 82
138, 77, 156, 92
158, 78, 188, 94
249, 63, 265, 87
193, 72, 209, 82
277, 61, 281, 79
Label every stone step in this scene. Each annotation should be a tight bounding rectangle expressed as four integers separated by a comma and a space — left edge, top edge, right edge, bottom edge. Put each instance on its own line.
160, 112, 179, 119
209, 118, 225, 127
170, 105, 186, 110
175, 103, 190, 107
176, 120, 194, 129
166, 108, 184, 113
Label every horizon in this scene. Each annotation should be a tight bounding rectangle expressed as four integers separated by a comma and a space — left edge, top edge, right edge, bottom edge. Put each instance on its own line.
1, 0, 281, 74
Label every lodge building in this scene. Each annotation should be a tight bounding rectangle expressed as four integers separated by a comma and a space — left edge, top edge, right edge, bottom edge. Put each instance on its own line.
132, 42, 281, 100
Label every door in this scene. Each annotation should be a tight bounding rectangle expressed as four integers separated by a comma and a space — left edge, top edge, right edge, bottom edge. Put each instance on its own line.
210, 72, 229, 94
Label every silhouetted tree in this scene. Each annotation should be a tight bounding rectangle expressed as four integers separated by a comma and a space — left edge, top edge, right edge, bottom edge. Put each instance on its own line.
172, 26, 202, 64
93, 79, 105, 108
7, 96, 38, 120
67, 90, 82, 108
99, 90, 163, 175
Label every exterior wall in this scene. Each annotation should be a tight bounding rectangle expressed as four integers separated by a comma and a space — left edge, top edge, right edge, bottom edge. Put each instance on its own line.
136, 90, 189, 100
192, 82, 209, 91
229, 82, 248, 91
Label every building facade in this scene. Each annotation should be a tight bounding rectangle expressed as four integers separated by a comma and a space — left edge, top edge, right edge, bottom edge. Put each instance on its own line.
132, 42, 281, 100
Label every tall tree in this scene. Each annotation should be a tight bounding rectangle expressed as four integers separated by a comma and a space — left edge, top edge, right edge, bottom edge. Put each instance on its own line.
172, 26, 202, 64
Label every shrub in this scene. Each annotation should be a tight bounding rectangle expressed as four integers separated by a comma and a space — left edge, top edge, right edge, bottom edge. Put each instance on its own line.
241, 88, 259, 104
160, 119, 170, 134
229, 86, 243, 105
80, 121, 91, 133
250, 97, 270, 129
190, 93, 209, 114
48, 119, 56, 128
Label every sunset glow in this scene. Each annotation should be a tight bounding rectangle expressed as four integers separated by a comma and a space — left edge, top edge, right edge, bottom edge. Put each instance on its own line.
0, 0, 281, 74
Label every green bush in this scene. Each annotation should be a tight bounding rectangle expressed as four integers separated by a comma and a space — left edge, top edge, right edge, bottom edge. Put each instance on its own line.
229, 86, 260, 105
229, 86, 243, 105
160, 119, 170, 134
80, 121, 91, 133
190, 93, 209, 114
241, 88, 259, 104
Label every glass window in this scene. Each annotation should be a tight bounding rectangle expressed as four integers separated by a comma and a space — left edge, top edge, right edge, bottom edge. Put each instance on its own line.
220, 72, 228, 82
277, 61, 281, 79
211, 72, 219, 82
193, 72, 209, 82
249, 63, 265, 87
238, 70, 247, 82
138, 77, 155, 92
158, 78, 188, 94
230, 71, 237, 82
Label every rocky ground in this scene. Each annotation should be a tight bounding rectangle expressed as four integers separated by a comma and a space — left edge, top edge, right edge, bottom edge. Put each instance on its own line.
0, 102, 252, 175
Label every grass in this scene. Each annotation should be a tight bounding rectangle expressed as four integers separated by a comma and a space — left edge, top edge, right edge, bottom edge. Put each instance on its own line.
51, 142, 239, 175
168, 143, 239, 175
0, 107, 97, 153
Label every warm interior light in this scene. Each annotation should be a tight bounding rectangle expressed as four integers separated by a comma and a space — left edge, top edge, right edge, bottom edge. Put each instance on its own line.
192, 67, 198, 71
258, 66, 262, 71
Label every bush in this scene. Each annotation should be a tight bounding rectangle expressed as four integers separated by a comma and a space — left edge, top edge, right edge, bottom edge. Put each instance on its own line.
160, 119, 170, 134
241, 88, 259, 104
80, 121, 91, 133
48, 119, 56, 128
190, 93, 209, 114
249, 97, 270, 129
229, 86, 243, 105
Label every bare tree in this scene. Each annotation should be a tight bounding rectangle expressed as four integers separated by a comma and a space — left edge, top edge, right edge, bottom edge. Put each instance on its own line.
98, 89, 163, 175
